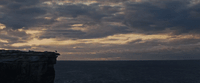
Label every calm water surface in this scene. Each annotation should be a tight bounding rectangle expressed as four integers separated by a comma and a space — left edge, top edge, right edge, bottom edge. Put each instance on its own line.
54, 60, 200, 83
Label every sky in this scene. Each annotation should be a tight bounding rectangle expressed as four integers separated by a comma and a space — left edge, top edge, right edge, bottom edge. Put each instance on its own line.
0, 0, 200, 60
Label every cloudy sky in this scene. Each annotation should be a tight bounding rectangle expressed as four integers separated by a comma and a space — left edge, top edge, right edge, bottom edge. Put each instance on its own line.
0, 0, 200, 60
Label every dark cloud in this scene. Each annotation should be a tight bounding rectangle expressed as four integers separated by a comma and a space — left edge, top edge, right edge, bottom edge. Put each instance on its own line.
0, 0, 54, 29
55, 3, 109, 22
0, 0, 129, 40
39, 30, 86, 39
39, 24, 131, 39
0, 29, 31, 43
15, 8, 46, 15
35, 3, 130, 39
123, 0, 200, 34
76, 24, 131, 39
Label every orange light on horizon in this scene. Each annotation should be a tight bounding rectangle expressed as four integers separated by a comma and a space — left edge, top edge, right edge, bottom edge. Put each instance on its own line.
11, 33, 200, 47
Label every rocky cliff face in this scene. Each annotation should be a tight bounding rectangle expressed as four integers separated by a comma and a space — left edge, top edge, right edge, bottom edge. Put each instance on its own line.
0, 50, 60, 83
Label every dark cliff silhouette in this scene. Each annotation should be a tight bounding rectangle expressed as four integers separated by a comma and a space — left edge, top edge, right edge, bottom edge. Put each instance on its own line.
0, 50, 60, 83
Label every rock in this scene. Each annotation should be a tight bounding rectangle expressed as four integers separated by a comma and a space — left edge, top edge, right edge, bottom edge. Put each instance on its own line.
0, 50, 60, 83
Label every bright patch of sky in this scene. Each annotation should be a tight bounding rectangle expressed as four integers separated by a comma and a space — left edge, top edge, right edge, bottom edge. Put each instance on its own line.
0, 23, 6, 29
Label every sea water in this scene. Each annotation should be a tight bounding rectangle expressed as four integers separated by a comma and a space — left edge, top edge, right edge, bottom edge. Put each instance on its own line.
54, 60, 200, 83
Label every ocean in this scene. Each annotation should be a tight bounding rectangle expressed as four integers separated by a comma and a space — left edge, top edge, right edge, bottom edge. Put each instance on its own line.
54, 60, 200, 83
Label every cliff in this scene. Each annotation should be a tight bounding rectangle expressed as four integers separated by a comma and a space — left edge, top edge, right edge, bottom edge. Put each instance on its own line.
0, 50, 60, 83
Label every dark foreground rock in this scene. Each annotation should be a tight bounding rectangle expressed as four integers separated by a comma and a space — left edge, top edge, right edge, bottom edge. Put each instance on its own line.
0, 50, 59, 83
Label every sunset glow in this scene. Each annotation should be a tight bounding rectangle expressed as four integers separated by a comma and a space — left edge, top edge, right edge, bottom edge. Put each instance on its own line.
1, 0, 200, 60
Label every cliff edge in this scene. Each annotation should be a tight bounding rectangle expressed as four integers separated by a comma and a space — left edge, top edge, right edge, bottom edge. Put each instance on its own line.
0, 50, 60, 83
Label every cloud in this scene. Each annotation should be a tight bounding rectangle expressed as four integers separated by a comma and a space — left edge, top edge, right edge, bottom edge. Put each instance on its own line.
123, 0, 200, 34
54, 3, 113, 23
0, 0, 54, 29
1, 0, 200, 60
0, 29, 31, 43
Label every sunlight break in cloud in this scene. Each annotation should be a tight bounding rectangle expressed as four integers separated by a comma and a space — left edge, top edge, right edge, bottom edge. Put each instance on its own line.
11, 33, 200, 47
0, 23, 6, 29
11, 38, 79, 47
0, 39, 8, 43
11, 33, 168, 47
